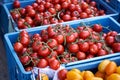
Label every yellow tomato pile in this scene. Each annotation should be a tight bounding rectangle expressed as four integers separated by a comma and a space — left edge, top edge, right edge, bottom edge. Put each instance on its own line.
58, 60, 120, 80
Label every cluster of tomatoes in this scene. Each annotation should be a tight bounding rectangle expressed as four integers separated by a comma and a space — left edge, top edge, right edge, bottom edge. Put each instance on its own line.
11, 0, 105, 29
13, 23, 120, 71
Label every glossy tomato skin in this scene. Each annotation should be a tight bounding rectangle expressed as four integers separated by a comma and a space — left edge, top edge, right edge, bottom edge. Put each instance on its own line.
105, 36, 115, 46
14, 42, 24, 53
13, 0, 20, 8
68, 43, 79, 53
66, 34, 76, 43
58, 69, 68, 80
37, 59, 48, 68
79, 42, 89, 52
20, 56, 30, 65
93, 24, 103, 32
20, 36, 30, 47
49, 59, 60, 70
89, 44, 98, 55
32, 41, 42, 51
97, 49, 108, 56
38, 47, 50, 57
79, 30, 90, 39
76, 51, 86, 60
112, 43, 120, 52
62, 14, 71, 21
54, 35, 64, 44
47, 39, 58, 48
56, 45, 64, 55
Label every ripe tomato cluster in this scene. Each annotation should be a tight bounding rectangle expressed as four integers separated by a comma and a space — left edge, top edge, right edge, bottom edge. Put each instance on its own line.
13, 23, 120, 71
11, 0, 105, 29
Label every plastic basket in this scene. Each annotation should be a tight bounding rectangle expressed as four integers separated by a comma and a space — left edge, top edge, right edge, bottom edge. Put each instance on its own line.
1, 0, 119, 34
102, 0, 120, 12
4, 17, 120, 80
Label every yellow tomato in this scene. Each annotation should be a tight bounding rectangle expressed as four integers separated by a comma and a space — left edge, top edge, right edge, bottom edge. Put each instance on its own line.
67, 71, 83, 80
107, 73, 120, 80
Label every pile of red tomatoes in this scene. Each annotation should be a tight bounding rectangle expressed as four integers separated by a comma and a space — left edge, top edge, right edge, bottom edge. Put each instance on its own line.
13, 23, 120, 71
11, 0, 105, 29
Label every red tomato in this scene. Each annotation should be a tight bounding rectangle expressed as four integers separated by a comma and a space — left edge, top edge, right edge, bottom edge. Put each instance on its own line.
37, 59, 48, 68
81, 2, 89, 10
45, 2, 52, 9
47, 39, 58, 48
52, 0, 60, 4
20, 30, 29, 38
19, 8, 26, 16
71, 11, 79, 17
25, 17, 33, 26
47, 26, 56, 38
112, 43, 120, 52
49, 59, 60, 70
89, 44, 98, 55
69, 4, 76, 11
105, 36, 115, 46
30, 52, 38, 59
46, 56, 56, 63
93, 24, 103, 32
85, 8, 92, 15
61, 2, 69, 9
55, 4, 61, 11
90, 1, 96, 7
14, 42, 23, 53
32, 33, 42, 41
54, 34, 64, 44
60, 58, 69, 64
62, 14, 71, 21
86, 54, 94, 59
66, 34, 76, 43
13, 0, 20, 8
48, 8, 56, 14
56, 45, 64, 55
38, 47, 50, 57
79, 30, 90, 39
68, 43, 79, 53
20, 56, 30, 65
25, 5, 33, 12
97, 49, 108, 56
76, 51, 86, 60
32, 3, 38, 9
79, 42, 89, 52
50, 18, 58, 24
96, 42, 103, 50
27, 9, 36, 18
20, 36, 30, 47
32, 40, 42, 52
58, 69, 68, 80
80, 12, 88, 19
37, 4, 45, 12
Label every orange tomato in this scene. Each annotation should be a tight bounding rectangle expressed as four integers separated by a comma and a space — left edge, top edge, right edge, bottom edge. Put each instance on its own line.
107, 73, 120, 80
83, 71, 94, 80
98, 60, 110, 73
105, 61, 117, 75
95, 71, 105, 79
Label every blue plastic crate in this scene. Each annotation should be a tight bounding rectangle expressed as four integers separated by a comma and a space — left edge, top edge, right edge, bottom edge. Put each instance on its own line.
1, 0, 119, 34
4, 17, 120, 80
102, 0, 120, 12
0, 0, 25, 3
66, 56, 120, 72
